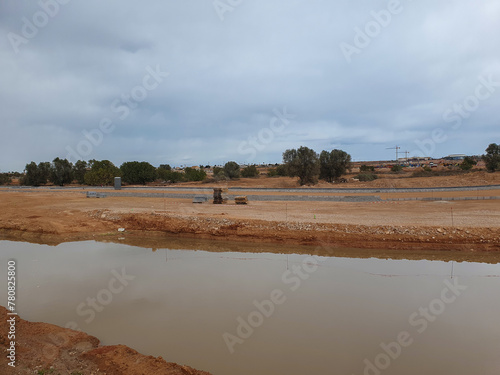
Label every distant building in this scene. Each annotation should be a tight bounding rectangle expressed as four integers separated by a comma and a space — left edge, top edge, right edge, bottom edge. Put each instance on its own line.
409, 156, 431, 162
444, 154, 466, 160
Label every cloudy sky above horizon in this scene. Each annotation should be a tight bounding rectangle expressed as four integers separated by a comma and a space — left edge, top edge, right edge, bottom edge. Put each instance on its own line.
1, 0, 500, 171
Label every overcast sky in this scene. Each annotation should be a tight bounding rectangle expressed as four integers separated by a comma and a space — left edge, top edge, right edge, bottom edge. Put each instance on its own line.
1, 0, 500, 171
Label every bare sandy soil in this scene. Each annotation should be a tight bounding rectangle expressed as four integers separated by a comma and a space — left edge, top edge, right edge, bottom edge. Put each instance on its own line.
0, 187, 499, 253
0, 306, 212, 375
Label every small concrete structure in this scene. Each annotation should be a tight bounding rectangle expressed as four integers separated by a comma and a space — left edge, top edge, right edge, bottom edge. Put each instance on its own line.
193, 196, 208, 203
86, 191, 107, 198
114, 177, 122, 190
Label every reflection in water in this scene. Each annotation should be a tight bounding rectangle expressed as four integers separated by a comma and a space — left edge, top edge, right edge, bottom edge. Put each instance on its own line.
1, 240, 500, 375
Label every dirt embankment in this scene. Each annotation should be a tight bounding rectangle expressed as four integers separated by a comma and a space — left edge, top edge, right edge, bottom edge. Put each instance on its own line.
113, 213, 500, 252
0, 306, 212, 375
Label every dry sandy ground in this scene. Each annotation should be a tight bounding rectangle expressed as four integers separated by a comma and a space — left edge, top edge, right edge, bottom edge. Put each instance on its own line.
0, 306, 212, 375
0, 187, 499, 253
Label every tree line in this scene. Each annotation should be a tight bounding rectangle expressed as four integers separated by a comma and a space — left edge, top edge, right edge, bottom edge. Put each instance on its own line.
6, 143, 499, 187
18, 159, 204, 187
15, 159, 263, 186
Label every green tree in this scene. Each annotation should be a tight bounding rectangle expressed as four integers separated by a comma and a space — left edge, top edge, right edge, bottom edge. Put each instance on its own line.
84, 160, 121, 186
459, 156, 477, 171
283, 146, 319, 185
184, 167, 207, 181
483, 143, 500, 172
319, 149, 352, 182
267, 165, 288, 177
73, 160, 88, 185
159, 164, 171, 171
120, 161, 157, 185
49, 158, 74, 186
275, 164, 288, 176
212, 166, 226, 181
223, 161, 240, 179
168, 171, 185, 182
157, 168, 184, 183
22, 161, 50, 186
241, 165, 259, 178
0, 173, 11, 185
38, 162, 51, 183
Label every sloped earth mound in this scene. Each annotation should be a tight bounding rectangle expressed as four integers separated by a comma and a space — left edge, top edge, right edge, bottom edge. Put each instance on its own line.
0, 306, 211, 375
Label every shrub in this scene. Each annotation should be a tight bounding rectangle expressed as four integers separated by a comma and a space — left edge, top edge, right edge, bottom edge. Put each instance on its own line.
459, 156, 477, 171
275, 164, 288, 176
411, 167, 433, 177
157, 168, 184, 183
0, 173, 11, 185
184, 167, 207, 181
212, 166, 224, 177
223, 161, 240, 179
356, 173, 378, 182
266, 165, 289, 177
241, 165, 259, 178
391, 165, 403, 173
120, 161, 157, 185
267, 168, 278, 177
360, 165, 375, 172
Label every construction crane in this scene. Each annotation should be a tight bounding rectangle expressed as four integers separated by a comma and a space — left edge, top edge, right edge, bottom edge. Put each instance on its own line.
386, 145, 401, 162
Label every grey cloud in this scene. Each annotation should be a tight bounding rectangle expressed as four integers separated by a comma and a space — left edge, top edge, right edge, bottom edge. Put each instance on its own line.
1, 0, 500, 171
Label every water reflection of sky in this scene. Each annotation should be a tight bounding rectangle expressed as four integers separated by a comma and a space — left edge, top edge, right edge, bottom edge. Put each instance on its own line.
1, 240, 499, 375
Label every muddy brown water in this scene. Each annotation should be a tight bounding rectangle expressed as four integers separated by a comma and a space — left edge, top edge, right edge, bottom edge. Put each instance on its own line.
1, 239, 500, 375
